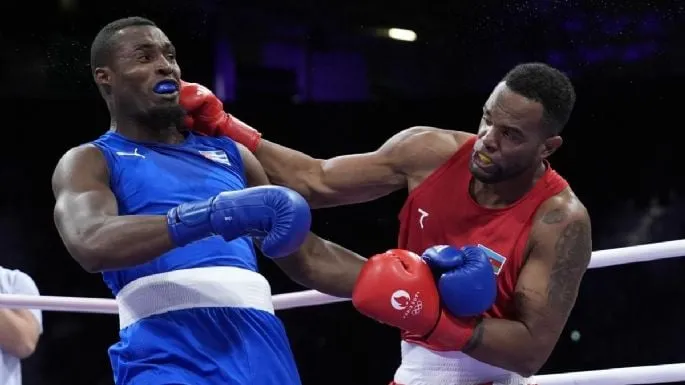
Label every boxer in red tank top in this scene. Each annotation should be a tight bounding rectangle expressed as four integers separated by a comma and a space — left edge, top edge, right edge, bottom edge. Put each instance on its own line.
184, 62, 593, 384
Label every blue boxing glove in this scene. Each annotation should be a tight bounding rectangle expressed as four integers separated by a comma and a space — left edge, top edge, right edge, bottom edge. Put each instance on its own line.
166, 186, 311, 258
422, 245, 497, 317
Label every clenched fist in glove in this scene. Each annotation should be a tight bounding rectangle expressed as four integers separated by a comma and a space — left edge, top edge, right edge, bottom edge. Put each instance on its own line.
422, 245, 497, 317
352, 245, 496, 351
352, 249, 442, 337
179, 81, 262, 152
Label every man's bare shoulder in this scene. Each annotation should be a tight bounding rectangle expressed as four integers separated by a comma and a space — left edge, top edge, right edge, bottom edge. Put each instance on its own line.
57, 143, 102, 163
54, 144, 106, 175
531, 187, 591, 244
394, 126, 475, 149
537, 188, 588, 220
52, 144, 108, 194
388, 126, 476, 172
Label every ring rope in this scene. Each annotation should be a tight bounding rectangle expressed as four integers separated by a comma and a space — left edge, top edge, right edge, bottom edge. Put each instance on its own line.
0, 239, 683, 385
532, 363, 685, 385
0, 239, 683, 313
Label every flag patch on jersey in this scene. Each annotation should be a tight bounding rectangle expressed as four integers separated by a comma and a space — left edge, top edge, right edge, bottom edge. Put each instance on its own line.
477, 244, 507, 275
199, 150, 231, 166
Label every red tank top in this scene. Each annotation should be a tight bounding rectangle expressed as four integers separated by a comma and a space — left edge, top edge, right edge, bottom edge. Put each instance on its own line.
398, 136, 568, 347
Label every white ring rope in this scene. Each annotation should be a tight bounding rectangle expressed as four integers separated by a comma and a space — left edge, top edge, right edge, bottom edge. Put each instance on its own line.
2, 239, 683, 314
0, 239, 683, 384
532, 363, 685, 385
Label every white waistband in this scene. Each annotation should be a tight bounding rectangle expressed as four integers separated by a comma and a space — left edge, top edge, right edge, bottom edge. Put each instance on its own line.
115, 266, 274, 329
394, 341, 527, 385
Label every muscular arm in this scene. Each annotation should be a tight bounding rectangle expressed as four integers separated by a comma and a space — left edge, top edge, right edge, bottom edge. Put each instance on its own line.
274, 234, 366, 298
460, 197, 592, 377
52, 146, 175, 272
252, 127, 431, 208
238, 144, 366, 297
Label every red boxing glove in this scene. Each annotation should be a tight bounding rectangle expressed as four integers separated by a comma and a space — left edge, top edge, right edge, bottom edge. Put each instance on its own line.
405, 309, 478, 352
179, 81, 262, 152
352, 249, 476, 351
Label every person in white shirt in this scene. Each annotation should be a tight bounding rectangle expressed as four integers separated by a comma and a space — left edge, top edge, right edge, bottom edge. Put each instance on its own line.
0, 267, 42, 385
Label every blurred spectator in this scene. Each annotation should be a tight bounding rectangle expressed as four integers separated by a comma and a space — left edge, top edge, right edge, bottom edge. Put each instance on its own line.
0, 267, 42, 385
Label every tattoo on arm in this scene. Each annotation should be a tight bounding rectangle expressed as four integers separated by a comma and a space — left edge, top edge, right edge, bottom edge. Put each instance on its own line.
541, 208, 566, 224
547, 219, 592, 312
458, 208, 591, 355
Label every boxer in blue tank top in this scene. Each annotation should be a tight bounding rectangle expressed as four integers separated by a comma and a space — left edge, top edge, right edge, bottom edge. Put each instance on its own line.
51, 17, 367, 385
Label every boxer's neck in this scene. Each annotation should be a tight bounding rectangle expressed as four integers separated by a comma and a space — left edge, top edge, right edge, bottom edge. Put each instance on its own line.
110, 116, 185, 144
470, 161, 546, 208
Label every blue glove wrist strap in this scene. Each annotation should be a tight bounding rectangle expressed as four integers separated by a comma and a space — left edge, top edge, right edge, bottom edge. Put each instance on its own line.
167, 198, 215, 247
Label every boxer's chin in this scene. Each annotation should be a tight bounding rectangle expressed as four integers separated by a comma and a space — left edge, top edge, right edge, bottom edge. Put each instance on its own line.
139, 104, 186, 131
469, 161, 505, 184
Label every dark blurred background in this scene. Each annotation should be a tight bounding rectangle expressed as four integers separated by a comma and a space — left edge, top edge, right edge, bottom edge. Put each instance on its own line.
1, 0, 684, 384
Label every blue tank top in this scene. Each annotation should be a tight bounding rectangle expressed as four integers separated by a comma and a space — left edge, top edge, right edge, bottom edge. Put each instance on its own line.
91, 131, 257, 295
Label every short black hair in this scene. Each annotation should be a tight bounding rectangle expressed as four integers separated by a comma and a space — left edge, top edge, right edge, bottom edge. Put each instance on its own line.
90, 16, 157, 72
503, 62, 576, 135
